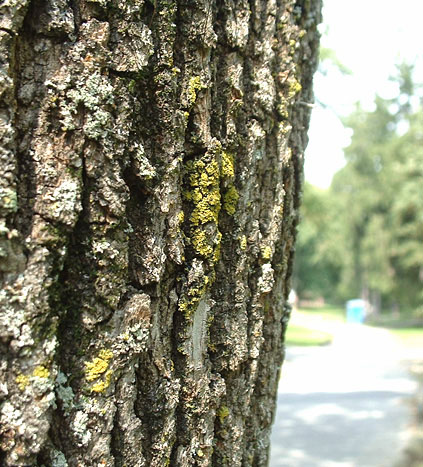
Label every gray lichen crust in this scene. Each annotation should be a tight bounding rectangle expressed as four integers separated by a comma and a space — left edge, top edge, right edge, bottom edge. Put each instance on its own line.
0, 0, 321, 465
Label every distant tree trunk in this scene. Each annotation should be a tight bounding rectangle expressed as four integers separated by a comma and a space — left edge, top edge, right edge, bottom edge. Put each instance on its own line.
0, 1, 321, 465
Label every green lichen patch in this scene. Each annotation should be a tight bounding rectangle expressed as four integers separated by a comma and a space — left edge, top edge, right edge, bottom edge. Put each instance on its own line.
55, 372, 75, 414
59, 72, 115, 140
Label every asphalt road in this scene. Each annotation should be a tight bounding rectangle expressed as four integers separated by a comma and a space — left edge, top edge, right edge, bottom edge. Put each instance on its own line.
270, 324, 420, 467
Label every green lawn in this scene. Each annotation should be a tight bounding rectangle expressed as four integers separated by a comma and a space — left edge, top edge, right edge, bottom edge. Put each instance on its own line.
299, 305, 346, 323
386, 327, 423, 350
285, 324, 333, 346
286, 304, 423, 349
366, 313, 423, 349
285, 305, 344, 346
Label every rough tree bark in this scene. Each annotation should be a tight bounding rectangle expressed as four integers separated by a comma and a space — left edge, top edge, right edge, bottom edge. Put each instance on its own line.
0, 0, 321, 465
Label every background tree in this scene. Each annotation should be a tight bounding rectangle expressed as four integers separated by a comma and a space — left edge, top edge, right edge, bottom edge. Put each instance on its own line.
293, 182, 343, 300
294, 64, 423, 316
0, 0, 322, 465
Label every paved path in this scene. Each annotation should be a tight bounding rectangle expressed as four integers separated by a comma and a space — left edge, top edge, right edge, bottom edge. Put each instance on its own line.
270, 324, 421, 467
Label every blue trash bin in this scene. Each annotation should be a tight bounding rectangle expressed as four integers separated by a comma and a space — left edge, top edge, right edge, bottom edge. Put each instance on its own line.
346, 299, 366, 323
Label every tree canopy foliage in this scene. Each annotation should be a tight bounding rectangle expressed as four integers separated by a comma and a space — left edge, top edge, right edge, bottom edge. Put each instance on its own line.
295, 64, 423, 314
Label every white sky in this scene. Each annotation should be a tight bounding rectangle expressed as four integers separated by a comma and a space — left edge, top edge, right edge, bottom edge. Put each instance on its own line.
305, 0, 423, 188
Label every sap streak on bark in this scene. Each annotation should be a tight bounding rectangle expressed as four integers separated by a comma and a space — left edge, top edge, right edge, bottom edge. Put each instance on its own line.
0, 0, 321, 465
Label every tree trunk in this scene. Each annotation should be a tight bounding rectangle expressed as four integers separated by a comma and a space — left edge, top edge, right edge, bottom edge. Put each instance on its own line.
0, 0, 321, 465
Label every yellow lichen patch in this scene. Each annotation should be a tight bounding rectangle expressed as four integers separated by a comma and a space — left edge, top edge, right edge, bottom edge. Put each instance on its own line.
184, 154, 222, 259
190, 188, 221, 225
99, 348, 113, 359
221, 151, 235, 178
178, 277, 209, 317
85, 358, 108, 381
187, 76, 206, 105
217, 405, 230, 423
240, 235, 247, 250
191, 228, 214, 258
84, 349, 113, 393
33, 365, 50, 379
90, 370, 113, 393
178, 211, 185, 224
262, 246, 272, 260
181, 141, 238, 317
288, 79, 302, 98
16, 374, 30, 391
178, 301, 188, 314
223, 185, 239, 215
213, 232, 222, 263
